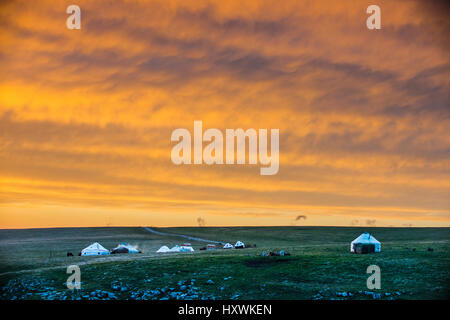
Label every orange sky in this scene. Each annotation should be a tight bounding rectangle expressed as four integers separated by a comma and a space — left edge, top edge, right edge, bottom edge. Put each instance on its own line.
0, 0, 449, 228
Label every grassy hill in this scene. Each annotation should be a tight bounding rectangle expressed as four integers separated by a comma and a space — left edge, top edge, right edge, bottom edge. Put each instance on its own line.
0, 227, 449, 300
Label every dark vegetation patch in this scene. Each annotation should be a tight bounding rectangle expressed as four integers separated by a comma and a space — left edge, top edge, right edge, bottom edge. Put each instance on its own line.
243, 256, 295, 268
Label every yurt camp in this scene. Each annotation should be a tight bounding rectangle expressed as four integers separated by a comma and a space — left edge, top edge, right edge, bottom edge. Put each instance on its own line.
350, 233, 381, 254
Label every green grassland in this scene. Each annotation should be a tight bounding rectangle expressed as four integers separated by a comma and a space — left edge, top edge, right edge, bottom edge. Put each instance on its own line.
0, 227, 448, 300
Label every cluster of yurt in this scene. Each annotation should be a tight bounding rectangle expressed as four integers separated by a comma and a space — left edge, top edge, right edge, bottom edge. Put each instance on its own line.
74, 232, 380, 259
76, 233, 381, 257
78, 242, 141, 256
156, 243, 195, 253
222, 241, 245, 249
155, 240, 248, 253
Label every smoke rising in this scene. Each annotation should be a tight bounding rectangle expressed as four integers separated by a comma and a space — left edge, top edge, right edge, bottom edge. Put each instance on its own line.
197, 217, 205, 227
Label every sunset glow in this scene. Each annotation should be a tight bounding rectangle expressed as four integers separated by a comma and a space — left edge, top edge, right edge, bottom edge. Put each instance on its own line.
0, 0, 449, 228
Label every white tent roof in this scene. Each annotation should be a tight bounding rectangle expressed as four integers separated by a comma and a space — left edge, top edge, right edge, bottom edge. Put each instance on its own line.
169, 245, 181, 252
180, 245, 194, 252
113, 243, 139, 253
156, 245, 170, 253
351, 233, 381, 252
81, 242, 110, 256
223, 243, 234, 249
157, 245, 193, 253
157, 245, 170, 253
235, 241, 245, 248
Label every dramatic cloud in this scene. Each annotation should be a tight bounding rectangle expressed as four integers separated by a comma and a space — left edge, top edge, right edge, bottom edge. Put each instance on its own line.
0, 0, 449, 228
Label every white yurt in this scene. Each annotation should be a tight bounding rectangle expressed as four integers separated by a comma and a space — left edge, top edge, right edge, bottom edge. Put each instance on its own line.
180, 245, 194, 252
223, 243, 234, 249
156, 245, 170, 253
81, 242, 110, 256
169, 245, 182, 252
235, 241, 245, 249
350, 233, 381, 253
111, 243, 139, 254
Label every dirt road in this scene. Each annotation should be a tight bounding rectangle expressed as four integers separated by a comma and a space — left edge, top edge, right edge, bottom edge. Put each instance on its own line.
142, 227, 224, 245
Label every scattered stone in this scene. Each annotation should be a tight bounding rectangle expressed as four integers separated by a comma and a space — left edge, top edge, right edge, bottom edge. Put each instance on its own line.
336, 292, 348, 297
372, 293, 382, 299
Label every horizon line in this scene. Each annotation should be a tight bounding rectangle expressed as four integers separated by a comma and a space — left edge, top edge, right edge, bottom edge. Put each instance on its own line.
1, 225, 449, 231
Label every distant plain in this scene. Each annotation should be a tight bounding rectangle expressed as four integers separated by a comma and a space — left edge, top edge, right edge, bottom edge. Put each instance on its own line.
0, 227, 448, 300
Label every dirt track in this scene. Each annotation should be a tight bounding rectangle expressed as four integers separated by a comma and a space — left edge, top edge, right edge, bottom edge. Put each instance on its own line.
142, 227, 225, 245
